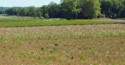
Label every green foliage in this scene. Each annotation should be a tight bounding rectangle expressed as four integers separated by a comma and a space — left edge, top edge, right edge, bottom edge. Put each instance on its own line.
40, 5, 49, 18
80, 0, 101, 18
3, 0, 125, 19
100, 0, 124, 18
78, 45, 92, 50
61, 0, 80, 19
48, 2, 60, 18
80, 55, 88, 61
0, 19, 116, 27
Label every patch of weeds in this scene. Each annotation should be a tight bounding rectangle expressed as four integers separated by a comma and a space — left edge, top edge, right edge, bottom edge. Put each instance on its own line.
32, 53, 41, 60
64, 44, 66, 46
121, 41, 124, 44
41, 47, 46, 52
53, 47, 56, 51
0, 36, 6, 42
103, 31, 114, 38
93, 63, 99, 65
78, 46, 96, 56
80, 55, 88, 61
88, 50, 95, 55
1, 54, 5, 58
27, 51, 41, 60
68, 63, 71, 65
44, 55, 57, 62
50, 47, 59, 53
48, 36, 51, 40
55, 43, 58, 46
10, 44, 21, 53
66, 54, 74, 60
71, 56, 74, 60
44, 57, 49, 62
29, 52, 41, 60
28, 41, 32, 44
0, 36, 3, 40
118, 32, 125, 37
78, 45, 92, 50
50, 50, 53, 53
112, 63, 117, 65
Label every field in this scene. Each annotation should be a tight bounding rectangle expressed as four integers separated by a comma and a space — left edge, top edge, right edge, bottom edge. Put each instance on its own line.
0, 16, 125, 65
0, 15, 118, 27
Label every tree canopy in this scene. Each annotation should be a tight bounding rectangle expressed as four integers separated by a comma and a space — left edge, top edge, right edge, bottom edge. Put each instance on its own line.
3, 0, 125, 19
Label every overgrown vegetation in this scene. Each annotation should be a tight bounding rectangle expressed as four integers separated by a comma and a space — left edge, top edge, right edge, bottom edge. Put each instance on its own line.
0, 24, 125, 65
0, 0, 125, 65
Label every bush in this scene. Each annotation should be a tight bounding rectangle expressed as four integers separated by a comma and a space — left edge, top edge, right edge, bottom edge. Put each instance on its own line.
98, 14, 105, 18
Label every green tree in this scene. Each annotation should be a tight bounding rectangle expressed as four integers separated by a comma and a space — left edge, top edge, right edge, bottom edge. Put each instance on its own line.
119, 0, 125, 18
100, 0, 123, 18
61, 0, 80, 19
28, 7, 37, 18
41, 5, 49, 18
80, 0, 101, 18
48, 2, 60, 18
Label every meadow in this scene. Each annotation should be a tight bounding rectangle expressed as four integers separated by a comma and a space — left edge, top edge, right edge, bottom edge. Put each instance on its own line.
0, 16, 125, 65
0, 15, 118, 27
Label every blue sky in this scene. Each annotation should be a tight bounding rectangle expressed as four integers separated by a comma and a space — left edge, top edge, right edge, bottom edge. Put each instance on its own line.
0, 0, 60, 7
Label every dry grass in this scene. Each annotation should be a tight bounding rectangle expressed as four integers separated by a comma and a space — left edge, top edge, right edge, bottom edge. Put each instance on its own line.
0, 24, 125, 65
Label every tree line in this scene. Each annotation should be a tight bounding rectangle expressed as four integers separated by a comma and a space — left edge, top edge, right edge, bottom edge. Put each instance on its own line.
3, 0, 125, 19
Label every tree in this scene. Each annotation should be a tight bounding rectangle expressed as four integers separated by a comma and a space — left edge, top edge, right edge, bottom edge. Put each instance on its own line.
41, 5, 49, 18
61, 0, 80, 19
19, 8, 29, 16
72, 0, 80, 19
48, 2, 60, 18
4, 0, 125, 19
100, 0, 123, 18
28, 7, 37, 18
120, 0, 125, 18
80, 0, 101, 18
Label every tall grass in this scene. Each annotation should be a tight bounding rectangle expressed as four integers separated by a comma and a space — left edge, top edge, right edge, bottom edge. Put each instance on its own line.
0, 24, 125, 65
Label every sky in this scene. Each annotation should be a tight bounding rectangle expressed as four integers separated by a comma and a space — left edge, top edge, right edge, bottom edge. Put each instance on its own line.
0, 0, 60, 7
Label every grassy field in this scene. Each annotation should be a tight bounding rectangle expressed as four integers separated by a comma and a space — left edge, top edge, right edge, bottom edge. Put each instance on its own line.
0, 24, 125, 65
0, 15, 125, 65
0, 20, 118, 27
0, 15, 119, 27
